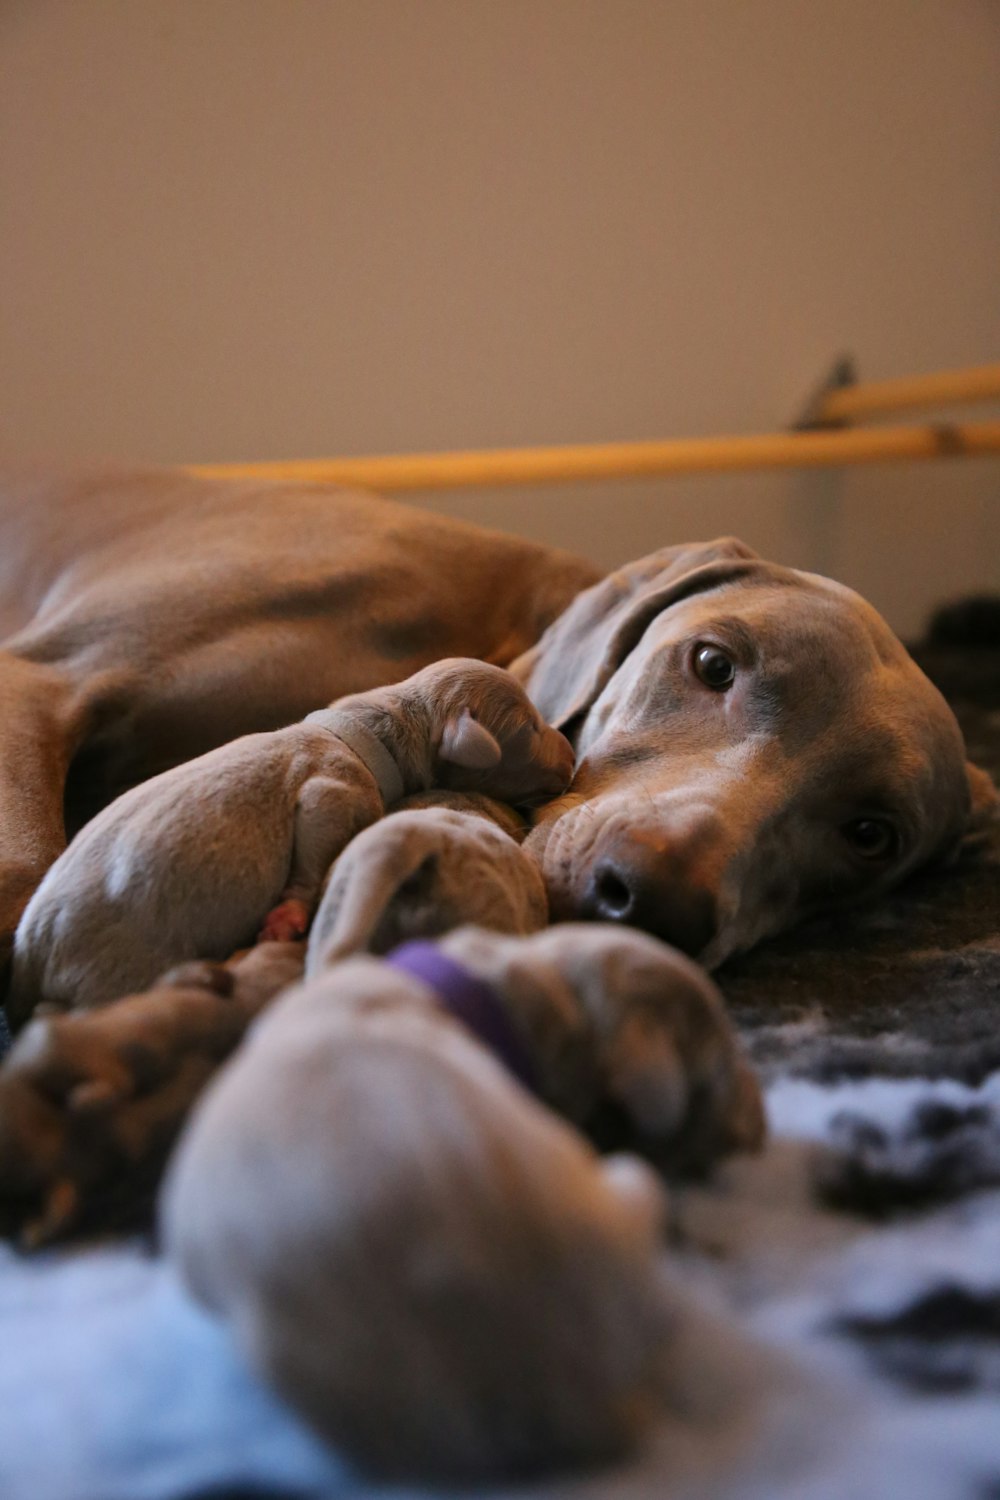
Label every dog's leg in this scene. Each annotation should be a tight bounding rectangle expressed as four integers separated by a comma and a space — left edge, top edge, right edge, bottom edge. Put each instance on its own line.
0, 654, 80, 978
258, 775, 379, 943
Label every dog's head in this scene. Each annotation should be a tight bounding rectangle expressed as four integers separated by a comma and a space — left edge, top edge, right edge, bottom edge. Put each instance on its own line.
513, 540, 997, 967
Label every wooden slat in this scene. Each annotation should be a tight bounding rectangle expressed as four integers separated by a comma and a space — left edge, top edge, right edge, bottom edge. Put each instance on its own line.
187, 419, 1000, 493
817, 363, 1000, 424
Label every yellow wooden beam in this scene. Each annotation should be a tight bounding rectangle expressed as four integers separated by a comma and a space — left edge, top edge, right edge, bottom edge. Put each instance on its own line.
187, 419, 1000, 494
816, 363, 1000, 425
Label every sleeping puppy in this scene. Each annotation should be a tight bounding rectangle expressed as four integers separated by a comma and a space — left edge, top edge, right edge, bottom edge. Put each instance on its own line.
161, 924, 763, 1483
305, 790, 547, 968
514, 539, 998, 967
6, 660, 572, 1024
0, 941, 305, 1246
0, 794, 548, 1243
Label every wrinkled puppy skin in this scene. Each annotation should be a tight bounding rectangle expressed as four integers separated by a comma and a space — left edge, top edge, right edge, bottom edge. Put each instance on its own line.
162, 923, 762, 1483
0, 941, 304, 1245
305, 790, 547, 970
8, 658, 572, 1023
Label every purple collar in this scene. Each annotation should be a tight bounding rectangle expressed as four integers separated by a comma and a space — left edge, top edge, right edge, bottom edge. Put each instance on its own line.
385, 942, 538, 1094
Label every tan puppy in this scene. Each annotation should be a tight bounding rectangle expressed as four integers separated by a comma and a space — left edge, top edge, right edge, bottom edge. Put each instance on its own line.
0, 941, 305, 1246
7, 660, 572, 1024
161, 924, 763, 1482
305, 790, 547, 969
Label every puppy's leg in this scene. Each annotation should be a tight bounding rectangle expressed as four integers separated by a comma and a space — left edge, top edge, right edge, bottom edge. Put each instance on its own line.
258, 775, 377, 942
0, 655, 80, 978
0, 942, 304, 1244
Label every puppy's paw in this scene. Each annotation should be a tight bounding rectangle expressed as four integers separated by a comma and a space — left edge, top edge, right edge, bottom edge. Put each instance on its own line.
552, 930, 766, 1174
257, 898, 310, 944
593, 990, 764, 1174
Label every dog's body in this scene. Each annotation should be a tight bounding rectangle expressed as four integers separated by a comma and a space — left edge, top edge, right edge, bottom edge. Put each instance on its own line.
0, 468, 595, 966
161, 923, 762, 1482
0, 469, 991, 982
305, 790, 547, 969
7, 661, 571, 1021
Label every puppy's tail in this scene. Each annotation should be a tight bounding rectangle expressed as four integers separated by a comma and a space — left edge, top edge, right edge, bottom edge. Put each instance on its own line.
305, 823, 444, 975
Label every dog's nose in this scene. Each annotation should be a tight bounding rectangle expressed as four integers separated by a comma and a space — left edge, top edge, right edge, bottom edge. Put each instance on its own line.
584, 838, 718, 957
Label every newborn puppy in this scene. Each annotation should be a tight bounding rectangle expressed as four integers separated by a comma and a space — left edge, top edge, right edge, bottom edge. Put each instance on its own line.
162, 924, 763, 1483
7, 659, 572, 1023
0, 941, 304, 1246
305, 790, 547, 969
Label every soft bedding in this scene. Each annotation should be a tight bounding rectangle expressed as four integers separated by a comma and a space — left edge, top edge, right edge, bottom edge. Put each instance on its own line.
2, 605, 1000, 1500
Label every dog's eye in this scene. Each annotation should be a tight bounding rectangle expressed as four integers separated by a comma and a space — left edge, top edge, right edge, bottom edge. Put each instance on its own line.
692, 644, 736, 690
843, 818, 898, 861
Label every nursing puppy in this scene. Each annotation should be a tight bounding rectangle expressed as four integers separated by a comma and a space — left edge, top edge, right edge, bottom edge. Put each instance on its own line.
7, 660, 572, 1024
162, 925, 763, 1482
305, 790, 547, 968
0, 941, 305, 1246
0, 794, 549, 1243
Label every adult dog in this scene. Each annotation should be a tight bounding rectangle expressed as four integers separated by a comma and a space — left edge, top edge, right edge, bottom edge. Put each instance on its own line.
0, 467, 990, 986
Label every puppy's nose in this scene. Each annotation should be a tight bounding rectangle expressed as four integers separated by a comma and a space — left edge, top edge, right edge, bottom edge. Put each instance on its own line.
525, 726, 575, 801
584, 838, 718, 957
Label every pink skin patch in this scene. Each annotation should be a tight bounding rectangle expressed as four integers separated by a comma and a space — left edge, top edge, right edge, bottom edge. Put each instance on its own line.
257, 898, 310, 944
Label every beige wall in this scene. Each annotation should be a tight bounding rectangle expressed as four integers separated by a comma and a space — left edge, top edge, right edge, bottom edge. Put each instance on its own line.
2, 0, 999, 635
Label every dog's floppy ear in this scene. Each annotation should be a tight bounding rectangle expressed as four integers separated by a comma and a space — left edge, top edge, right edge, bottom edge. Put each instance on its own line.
509, 538, 761, 733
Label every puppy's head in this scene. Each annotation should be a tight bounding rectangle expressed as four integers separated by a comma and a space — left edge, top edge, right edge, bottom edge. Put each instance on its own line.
439, 923, 765, 1172
407, 658, 574, 805
514, 541, 995, 965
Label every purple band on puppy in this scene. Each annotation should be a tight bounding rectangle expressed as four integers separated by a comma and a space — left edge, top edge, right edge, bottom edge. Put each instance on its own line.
385, 941, 538, 1094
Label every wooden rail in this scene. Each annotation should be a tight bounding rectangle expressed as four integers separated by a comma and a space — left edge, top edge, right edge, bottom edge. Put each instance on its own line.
815, 362, 1000, 425
188, 419, 1000, 494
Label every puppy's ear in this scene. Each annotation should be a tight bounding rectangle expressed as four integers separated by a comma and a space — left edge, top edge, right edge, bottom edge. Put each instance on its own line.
509, 538, 760, 736
439, 710, 502, 769
966, 761, 999, 831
